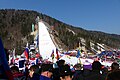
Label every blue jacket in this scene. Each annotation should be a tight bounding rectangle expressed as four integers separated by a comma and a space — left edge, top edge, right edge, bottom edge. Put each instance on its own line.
40, 75, 51, 80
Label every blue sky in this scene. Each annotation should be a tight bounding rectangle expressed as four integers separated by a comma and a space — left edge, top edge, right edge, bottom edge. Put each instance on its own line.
0, 0, 120, 35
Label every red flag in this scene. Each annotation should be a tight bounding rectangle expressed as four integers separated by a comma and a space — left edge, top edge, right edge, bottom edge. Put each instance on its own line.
23, 48, 29, 60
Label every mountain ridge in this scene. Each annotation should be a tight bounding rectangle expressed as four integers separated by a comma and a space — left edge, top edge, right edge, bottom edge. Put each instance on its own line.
0, 9, 120, 54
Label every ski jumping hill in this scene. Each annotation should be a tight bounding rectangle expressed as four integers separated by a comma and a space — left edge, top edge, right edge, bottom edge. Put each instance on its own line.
38, 21, 59, 59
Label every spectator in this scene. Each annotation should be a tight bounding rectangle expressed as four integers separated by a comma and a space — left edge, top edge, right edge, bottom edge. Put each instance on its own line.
24, 63, 29, 79
59, 64, 74, 80
57, 59, 65, 67
106, 69, 120, 80
10, 66, 25, 80
40, 64, 53, 80
28, 65, 40, 80
52, 63, 60, 80
110, 62, 119, 72
74, 63, 82, 70
84, 61, 103, 80
101, 67, 109, 80
73, 64, 84, 80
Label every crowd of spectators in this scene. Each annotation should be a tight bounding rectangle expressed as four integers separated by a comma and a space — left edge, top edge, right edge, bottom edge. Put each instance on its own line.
0, 58, 120, 80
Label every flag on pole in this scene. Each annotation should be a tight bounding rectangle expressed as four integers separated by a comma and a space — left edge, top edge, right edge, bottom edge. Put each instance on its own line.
23, 48, 29, 60
56, 48, 59, 60
76, 50, 81, 58
50, 50, 54, 60
0, 37, 14, 80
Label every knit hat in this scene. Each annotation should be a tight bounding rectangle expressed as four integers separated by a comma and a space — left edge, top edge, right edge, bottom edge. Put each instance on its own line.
41, 64, 53, 72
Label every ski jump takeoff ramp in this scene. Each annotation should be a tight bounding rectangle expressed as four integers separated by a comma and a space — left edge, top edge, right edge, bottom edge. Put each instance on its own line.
38, 21, 57, 59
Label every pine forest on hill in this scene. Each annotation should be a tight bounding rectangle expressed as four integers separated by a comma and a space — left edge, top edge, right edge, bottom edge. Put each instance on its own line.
0, 9, 120, 54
